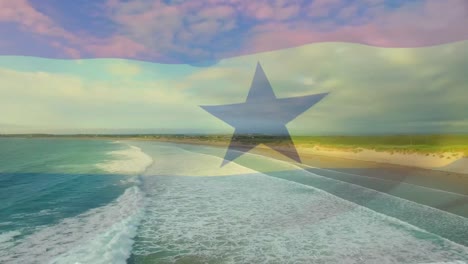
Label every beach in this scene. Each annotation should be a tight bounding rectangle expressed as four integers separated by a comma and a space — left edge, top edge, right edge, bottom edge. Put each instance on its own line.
134, 138, 468, 218
0, 138, 467, 263
134, 136, 468, 174
298, 145, 468, 174
6, 134, 468, 175
126, 140, 468, 263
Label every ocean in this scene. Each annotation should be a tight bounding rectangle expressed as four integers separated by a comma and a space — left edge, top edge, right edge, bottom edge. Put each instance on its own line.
0, 138, 467, 263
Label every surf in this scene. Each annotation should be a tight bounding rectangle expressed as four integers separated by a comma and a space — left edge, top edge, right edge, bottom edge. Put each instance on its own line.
0, 139, 153, 264
128, 141, 468, 263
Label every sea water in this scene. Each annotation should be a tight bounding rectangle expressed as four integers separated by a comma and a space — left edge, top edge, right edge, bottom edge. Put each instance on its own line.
0, 138, 467, 264
0, 138, 151, 263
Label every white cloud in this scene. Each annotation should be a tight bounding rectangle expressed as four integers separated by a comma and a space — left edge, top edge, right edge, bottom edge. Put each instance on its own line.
106, 61, 142, 77
1, 40, 467, 134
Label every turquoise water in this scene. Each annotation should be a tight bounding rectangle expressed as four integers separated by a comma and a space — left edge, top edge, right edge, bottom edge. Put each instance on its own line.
0, 138, 467, 263
0, 138, 135, 237
0, 138, 149, 263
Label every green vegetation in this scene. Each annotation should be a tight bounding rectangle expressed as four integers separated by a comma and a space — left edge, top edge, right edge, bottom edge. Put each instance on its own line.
292, 135, 468, 156
2, 133, 468, 156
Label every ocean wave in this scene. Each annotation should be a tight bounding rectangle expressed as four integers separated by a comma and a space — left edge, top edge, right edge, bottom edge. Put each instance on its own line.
96, 145, 153, 175
140, 143, 258, 177
9, 209, 57, 221
0, 231, 21, 251
133, 172, 468, 263
0, 186, 145, 264
130, 142, 468, 263
421, 261, 466, 264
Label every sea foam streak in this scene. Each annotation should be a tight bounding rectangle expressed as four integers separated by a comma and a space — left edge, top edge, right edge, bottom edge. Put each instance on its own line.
0, 186, 145, 264
97, 144, 153, 175
0, 231, 20, 251
0, 142, 152, 264
130, 142, 468, 263
134, 142, 258, 177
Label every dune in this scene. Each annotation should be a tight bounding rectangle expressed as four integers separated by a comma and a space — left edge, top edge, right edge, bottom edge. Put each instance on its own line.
298, 146, 468, 175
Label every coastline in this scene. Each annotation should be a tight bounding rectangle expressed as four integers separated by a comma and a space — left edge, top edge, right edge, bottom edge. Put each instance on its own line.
2, 134, 468, 176
132, 137, 468, 218
125, 137, 468, 175
2, 135, 467, 216
128, 137, 468, 219
296, 145, 468, 175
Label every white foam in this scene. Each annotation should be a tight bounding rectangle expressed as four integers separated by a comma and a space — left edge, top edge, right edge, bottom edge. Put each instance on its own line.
140, 143, 258, 177
0, 231, 21, 250
133, 173, 468, 263
0, 222, 12, 226
11, 209, 57, 219
0, 186, 145, 264
421, 261, 466, 264
130, 142, 468, 263
119, 176, 142, 186
97, 145, 153, 175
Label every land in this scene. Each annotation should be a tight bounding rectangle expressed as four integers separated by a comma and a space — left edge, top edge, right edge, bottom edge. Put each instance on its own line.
139, 134, 468, 174
2, 133, 468, 174
2, 133, 468, 217
5, 133, 467, 153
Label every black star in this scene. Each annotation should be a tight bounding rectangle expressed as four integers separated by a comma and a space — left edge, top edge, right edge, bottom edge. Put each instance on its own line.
201, 62, 328, 166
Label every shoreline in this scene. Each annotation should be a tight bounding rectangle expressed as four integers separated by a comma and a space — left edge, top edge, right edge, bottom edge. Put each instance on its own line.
126, 137, 468, 175
129, 137, 468, 218
3, 135, 468, 175
3, 135, 468, 215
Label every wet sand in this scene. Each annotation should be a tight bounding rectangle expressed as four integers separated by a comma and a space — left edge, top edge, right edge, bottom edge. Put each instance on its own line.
244, 145, 468, 218
146, 138, 468, 192
145, 138, 468, 218
45, 137, 466, 249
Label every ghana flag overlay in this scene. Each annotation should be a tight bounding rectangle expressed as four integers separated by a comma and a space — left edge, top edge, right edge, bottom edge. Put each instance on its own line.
0, 0, 467, 136
1, 1, 468, 264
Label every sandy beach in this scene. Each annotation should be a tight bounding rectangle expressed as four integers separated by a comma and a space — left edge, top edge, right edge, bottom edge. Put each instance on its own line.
134, 136, 468, 174
1, 137, 467, 263
298, 145, 468, 174
129, 137, 468, 219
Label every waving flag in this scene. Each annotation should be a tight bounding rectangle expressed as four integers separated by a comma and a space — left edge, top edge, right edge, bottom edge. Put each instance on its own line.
0, 0, 467, 64
1, 1, 468, 263
0, 0, 467, 134
1, 0, 468, 167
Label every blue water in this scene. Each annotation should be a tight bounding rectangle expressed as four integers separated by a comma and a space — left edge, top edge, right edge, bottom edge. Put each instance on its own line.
0, 138, 130, 239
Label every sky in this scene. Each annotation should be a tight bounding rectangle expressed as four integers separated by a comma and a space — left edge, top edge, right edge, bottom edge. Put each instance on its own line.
1, 0, 467, 64
0, 0, 467, 135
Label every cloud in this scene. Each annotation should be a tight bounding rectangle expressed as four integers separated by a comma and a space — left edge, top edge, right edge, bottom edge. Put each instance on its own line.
187, 40, 468, 134
83, 36, 148, 58
244, 0, 468, 55
105, 0, 468, 62
0, 65, 198, 131
308, 0, 345, 18
106, 61, 142, 77
0, 0, 70, 38
0, 38, 467, 134
0, 0, 467, 64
